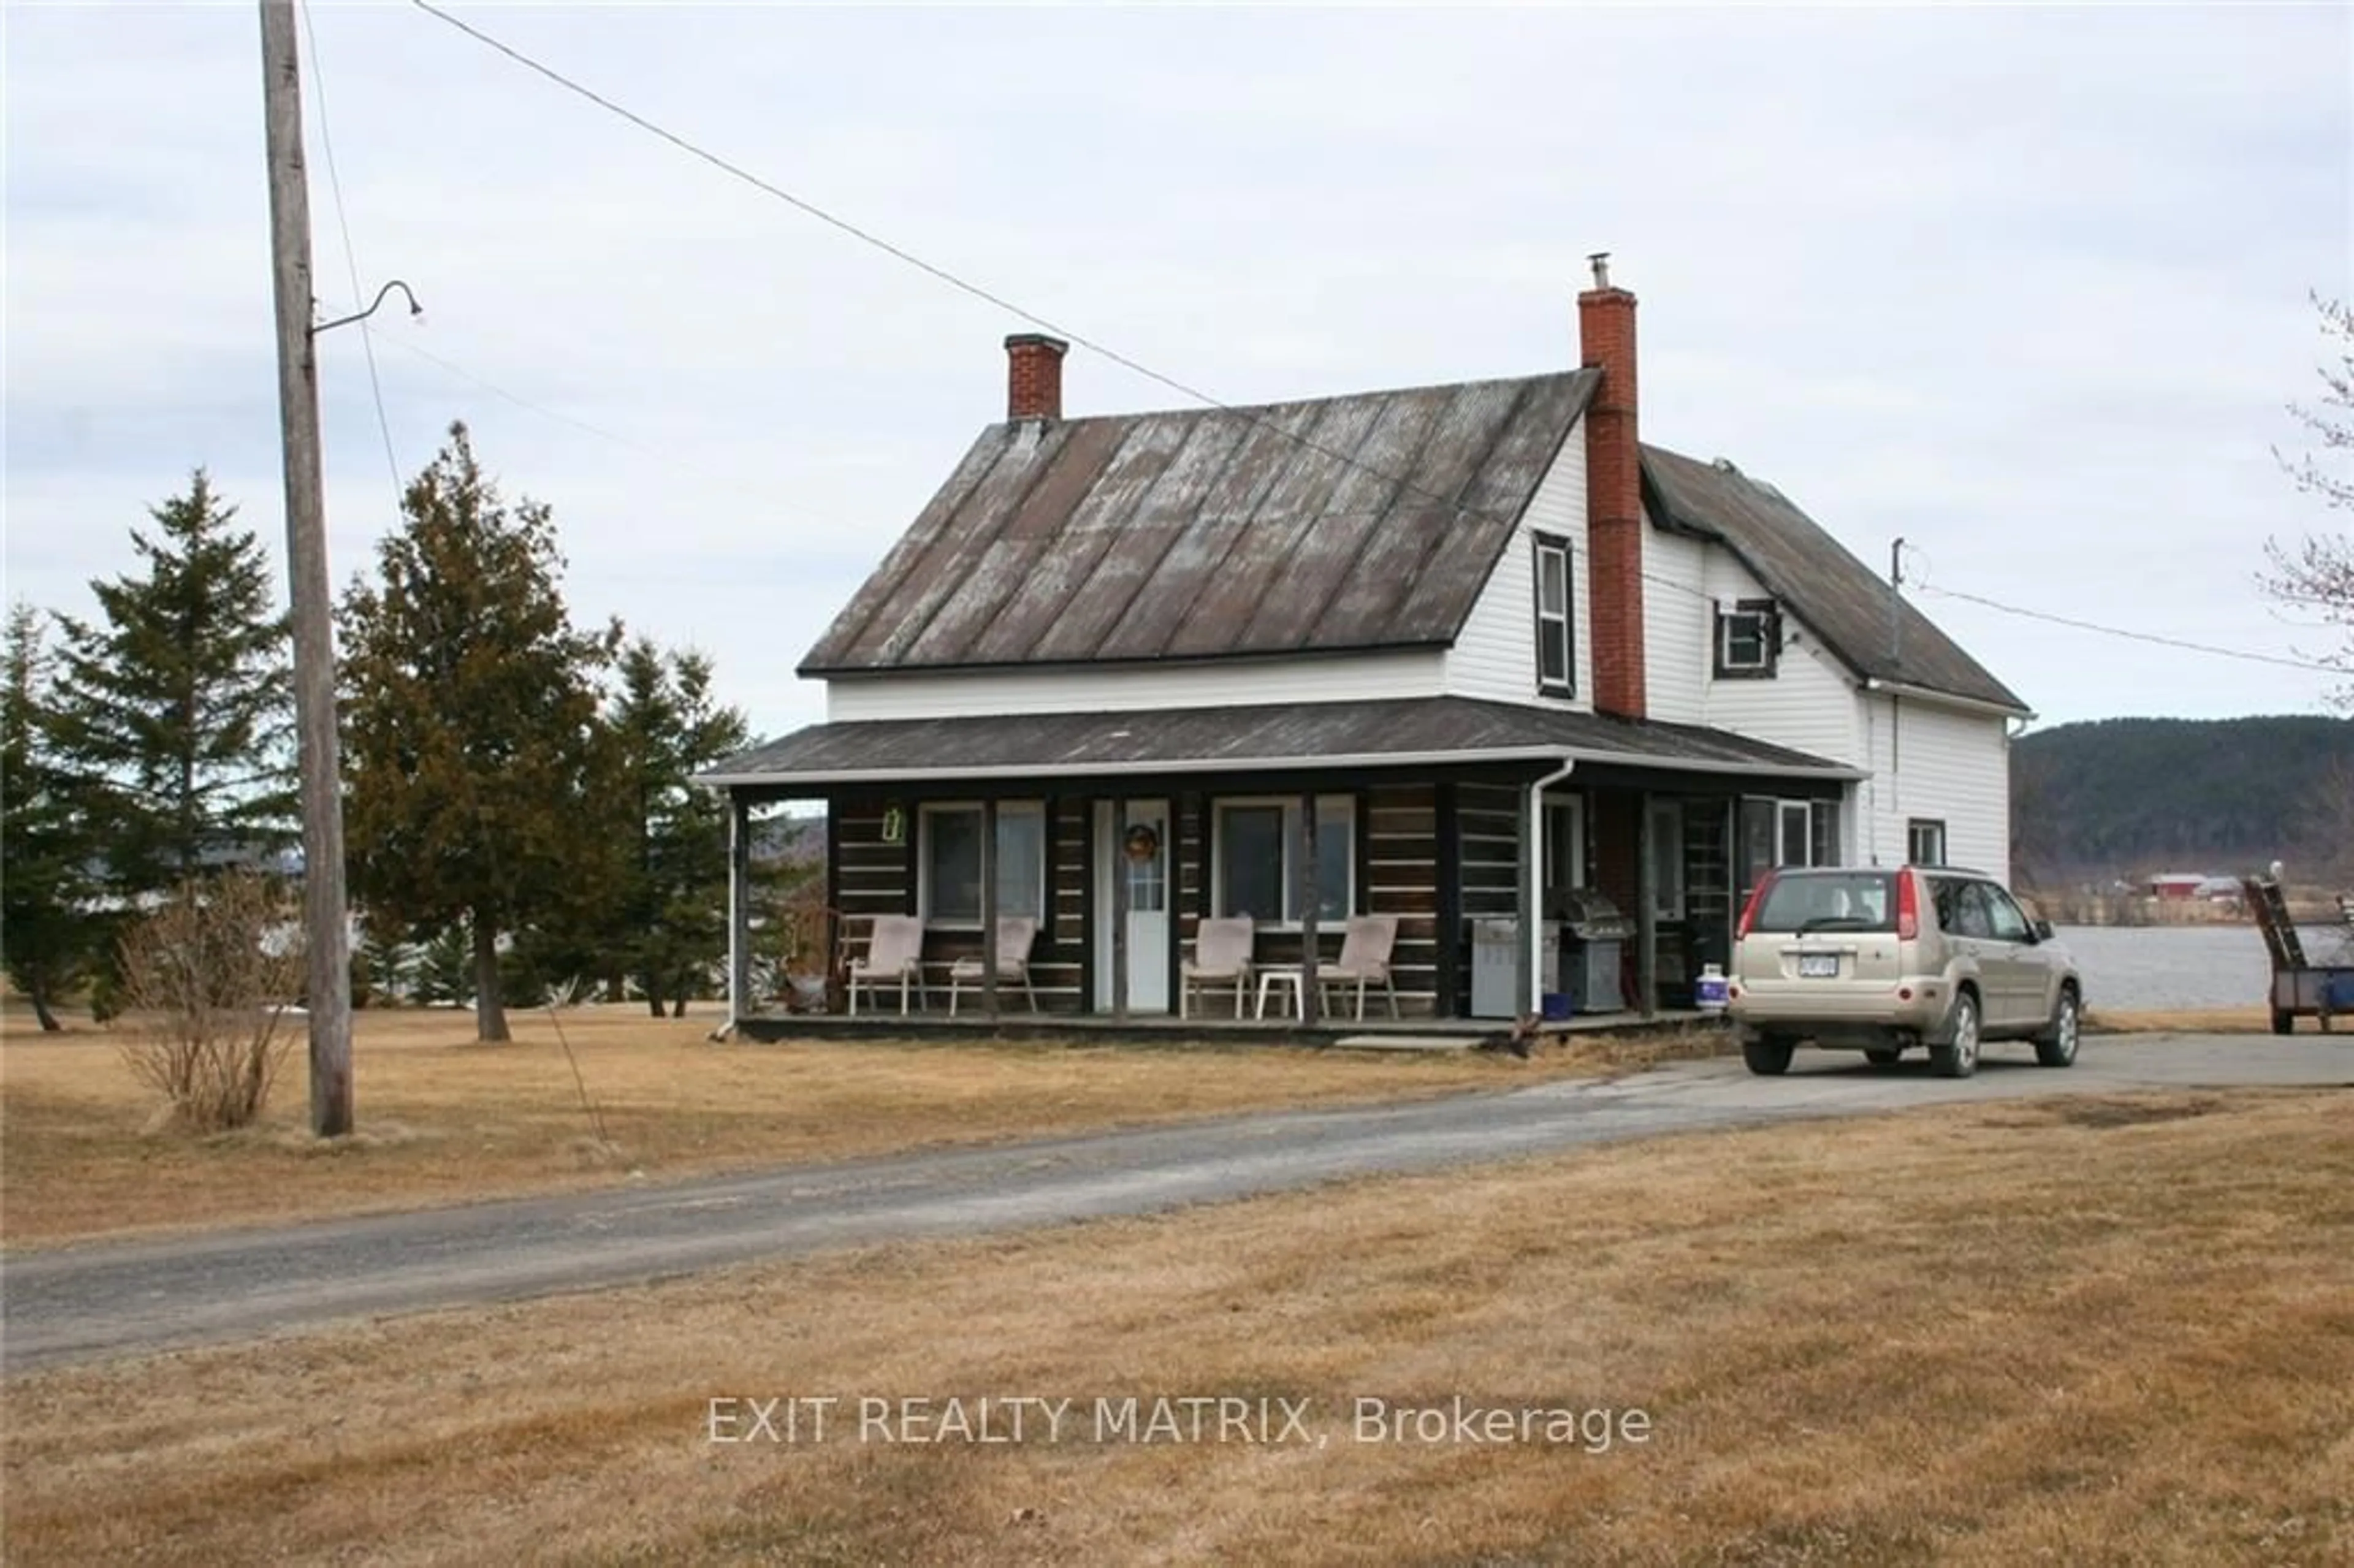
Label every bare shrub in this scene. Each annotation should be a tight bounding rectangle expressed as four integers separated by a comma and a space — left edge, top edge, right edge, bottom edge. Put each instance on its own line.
116, 873, 304, 1132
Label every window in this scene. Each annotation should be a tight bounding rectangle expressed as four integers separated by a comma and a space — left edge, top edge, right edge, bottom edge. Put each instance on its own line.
1214, 796, 1354, 924
1740, 795, 1842, 886
1533, 534, 1574, 697
1648, 800, 1686, 920
920, 802, 1045, 924
1906, 818, 1948, 867
1713, 599, 1780, 679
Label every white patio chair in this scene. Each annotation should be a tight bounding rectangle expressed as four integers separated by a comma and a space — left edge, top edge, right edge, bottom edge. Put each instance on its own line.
1318, 915, 1400, 1021
1181, 916, 1255, 1019
949, 916, 1039, 1016
847, 915, 927, 1016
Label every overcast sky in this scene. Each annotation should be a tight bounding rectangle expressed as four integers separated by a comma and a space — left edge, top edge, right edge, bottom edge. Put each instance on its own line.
7, 2, 2350, 742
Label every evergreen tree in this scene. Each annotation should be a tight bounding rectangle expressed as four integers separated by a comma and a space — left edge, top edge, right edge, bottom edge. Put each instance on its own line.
338, 425, 617, 1041
2, 604, 97, 1030
49, 471, 294, 896
606, 637, 750, 1016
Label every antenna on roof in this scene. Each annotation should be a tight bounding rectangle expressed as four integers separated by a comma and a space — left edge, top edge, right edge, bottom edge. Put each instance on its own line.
1588, 251, 1612, 289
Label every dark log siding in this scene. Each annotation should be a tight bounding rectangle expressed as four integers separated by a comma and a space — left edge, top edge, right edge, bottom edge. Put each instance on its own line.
809, 769, 1767, 1023
1362, 783, 1441, 1018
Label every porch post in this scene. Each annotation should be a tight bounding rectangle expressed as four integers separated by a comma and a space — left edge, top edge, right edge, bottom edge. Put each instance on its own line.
1111, 800, 1131, 1020
1300, 791, 1322, 1026
1515, 780, 1536, 1019
1636, 793, 1658, 1019
980, 797, 1000, 1019
727, 792, 752, 1032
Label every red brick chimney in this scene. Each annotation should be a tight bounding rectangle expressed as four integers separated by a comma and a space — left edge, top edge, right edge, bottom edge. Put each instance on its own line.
1578, 253, 1646, 720
1005, 332, 1069, 422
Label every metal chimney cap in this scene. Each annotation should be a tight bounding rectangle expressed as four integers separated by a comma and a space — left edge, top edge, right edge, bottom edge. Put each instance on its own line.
1587, 252, 1612, 289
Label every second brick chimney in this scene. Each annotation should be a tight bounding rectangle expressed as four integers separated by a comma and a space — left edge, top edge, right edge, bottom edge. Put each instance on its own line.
1005, 332, 1070, 422
1578, 253, 1646, 720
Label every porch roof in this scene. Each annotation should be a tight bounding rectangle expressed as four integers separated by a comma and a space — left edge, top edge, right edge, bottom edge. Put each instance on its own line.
699, 696, 1861, 790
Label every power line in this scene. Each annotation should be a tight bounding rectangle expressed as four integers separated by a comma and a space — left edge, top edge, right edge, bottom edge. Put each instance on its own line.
405, 0, 2340, 688
402, 0, 1731, 611
1915, 583, 2345, 676
299, 0, 403, 501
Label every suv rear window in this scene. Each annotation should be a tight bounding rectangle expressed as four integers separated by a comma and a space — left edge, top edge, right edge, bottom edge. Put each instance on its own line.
1751, 872, 1897, 934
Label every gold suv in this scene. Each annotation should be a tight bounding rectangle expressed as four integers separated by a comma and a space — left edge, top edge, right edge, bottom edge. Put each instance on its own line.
1724, 866, 2082, 1078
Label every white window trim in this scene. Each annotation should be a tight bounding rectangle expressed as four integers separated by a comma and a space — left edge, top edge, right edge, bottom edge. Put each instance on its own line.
1713, 599, 1778, 678
1534, 535, 1574, 698
918, 800, 1046, 928
1211, 794, 1355, 929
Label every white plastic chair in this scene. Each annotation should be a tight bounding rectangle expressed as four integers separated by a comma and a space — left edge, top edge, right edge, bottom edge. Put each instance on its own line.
1181, 916, 1255, 1019
1318, 915, 1400, 1020
949, 916, 1038, 1016
847, 915, 926, 1016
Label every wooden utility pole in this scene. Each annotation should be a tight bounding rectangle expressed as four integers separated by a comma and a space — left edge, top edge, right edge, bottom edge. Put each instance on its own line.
259, 0, 354, 1136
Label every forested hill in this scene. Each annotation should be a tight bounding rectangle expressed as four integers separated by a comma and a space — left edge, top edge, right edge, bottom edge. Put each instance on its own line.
2011, 715, 2354, 881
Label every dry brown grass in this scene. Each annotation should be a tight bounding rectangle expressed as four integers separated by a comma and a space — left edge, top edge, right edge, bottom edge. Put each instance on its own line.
6, 1089, 2349, 1566
0, 1003, 1710, 1247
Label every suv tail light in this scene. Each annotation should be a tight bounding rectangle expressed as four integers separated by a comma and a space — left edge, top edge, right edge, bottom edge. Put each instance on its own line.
1735, 873, 1775, 940
1897, 869, 1919, 940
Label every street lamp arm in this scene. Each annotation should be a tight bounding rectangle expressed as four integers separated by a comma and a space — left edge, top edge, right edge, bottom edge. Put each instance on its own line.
314, 280, 422, 338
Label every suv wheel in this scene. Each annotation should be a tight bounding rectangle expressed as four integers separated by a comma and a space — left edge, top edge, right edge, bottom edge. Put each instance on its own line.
1930, 992, 1981, 1079
1742, 1035, 1796, 1076
2034, 988, 2080, 1068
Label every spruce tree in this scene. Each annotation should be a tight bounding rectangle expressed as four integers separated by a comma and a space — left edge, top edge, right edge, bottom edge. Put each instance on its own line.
2, 604, 97, 1029
606, 637, 750, 1016
339, 424, 617, 1041
50, 472, 294, 897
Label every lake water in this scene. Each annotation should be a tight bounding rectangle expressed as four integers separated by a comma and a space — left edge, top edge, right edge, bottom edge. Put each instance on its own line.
2054, 924, 2354, 1012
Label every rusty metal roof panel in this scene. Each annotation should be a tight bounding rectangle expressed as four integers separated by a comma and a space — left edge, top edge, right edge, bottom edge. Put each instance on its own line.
1385, 374, 1591, 645
797, 370, 1601, 676
1641, 444, 2030, 714
703, 695, 1858, 786
1090, 402, 1325, 661
1305, 379, 1534, 647
894, 417, 1131, 666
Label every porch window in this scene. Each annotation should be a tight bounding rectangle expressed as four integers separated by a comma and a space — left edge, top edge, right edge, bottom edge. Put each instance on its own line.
1648, 799, 1686, 920
1533, 534, 1574, 697
920, 802, 1045, 924
1739, 795, 1842, 886
1214, 796, 1353, 925
1907, 818, 1948, 867
1713, 599, 1780, 679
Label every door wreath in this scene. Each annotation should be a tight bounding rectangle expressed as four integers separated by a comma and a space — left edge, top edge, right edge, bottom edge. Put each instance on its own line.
1123, 823, 1160, 863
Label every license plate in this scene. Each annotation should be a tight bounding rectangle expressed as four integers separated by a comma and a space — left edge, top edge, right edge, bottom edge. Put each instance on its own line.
1797, 954, 1840, 978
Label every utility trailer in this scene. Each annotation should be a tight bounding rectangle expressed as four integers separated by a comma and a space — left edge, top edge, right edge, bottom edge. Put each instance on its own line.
2243, 875, 2354, 1035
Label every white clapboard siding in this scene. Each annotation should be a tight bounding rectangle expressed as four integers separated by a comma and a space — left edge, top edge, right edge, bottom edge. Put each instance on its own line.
1641, 525, 1709, 725
1857, 692, 2011, 879
1442, 422, 1590, 709
825, 650, 1450, 722
1697, 552, 1863, 766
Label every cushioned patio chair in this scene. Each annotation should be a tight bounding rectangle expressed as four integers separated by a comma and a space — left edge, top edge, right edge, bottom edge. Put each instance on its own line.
948, 915, 1038, 1016
1319, 915, 1400, 1021
847, 914, 927, 1016
1181, 916, 1256, 1019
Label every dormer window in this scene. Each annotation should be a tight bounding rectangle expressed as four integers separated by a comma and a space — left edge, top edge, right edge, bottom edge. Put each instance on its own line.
1714, 599, 1780, 679
1533, 533, 1575, 698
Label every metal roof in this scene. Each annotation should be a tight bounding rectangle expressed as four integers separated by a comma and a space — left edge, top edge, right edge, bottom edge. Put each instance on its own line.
1641, 444, 2031, 715
799, 372, 1602, 676
699, 696, 1859, 789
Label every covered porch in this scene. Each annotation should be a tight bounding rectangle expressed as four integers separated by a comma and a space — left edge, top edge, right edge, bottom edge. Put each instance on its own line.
700, 696, 1860, 1033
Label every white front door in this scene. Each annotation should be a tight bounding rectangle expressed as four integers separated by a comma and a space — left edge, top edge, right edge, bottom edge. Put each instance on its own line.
1096, 801, 1170, 1013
